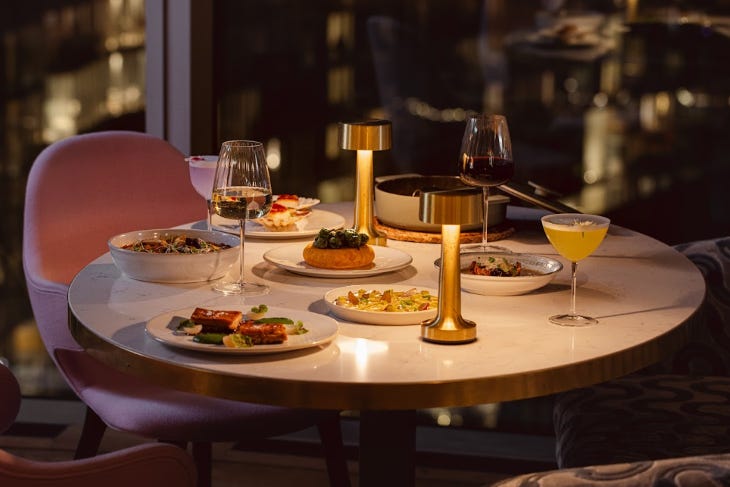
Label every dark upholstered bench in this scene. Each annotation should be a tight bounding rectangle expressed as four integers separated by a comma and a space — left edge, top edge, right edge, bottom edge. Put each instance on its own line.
552, 237, 730, 468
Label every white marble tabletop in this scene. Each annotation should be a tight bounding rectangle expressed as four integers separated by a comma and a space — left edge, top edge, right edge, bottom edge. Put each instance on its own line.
68, 202, 705, 411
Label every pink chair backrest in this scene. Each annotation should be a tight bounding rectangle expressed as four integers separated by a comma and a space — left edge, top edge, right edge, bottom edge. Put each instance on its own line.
23, 131, 206, 356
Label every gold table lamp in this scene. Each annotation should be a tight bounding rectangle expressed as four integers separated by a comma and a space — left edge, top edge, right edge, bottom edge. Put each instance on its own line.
338, 119, 392, 246
419, 189, 482, 344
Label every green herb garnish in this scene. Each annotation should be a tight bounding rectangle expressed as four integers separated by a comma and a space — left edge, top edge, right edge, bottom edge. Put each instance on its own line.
192, 333, 226, 345
255, 317, 294, 325
313, 228, 369, 249
250, 304, 268, 314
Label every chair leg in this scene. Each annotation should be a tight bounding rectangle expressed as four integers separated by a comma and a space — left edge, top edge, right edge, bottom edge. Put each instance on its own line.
74, 406, 106, 459
192, 441, 212, 487
317, 414, 351, 487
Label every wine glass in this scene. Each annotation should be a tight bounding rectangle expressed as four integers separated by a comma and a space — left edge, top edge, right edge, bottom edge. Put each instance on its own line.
187, 155, 218, 230
541, 213, 610, 326
458, 114, 514, 251
211, 140, 272, 296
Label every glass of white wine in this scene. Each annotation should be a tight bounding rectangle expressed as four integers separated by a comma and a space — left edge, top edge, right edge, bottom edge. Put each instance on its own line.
212, 140, 272, 296
541, 213, 610, 326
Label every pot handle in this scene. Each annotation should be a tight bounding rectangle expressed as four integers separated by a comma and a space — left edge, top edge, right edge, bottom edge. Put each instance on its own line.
498, 181, 580, 214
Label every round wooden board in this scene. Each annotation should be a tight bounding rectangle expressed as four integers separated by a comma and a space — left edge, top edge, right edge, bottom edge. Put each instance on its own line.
374, 218, 515, 244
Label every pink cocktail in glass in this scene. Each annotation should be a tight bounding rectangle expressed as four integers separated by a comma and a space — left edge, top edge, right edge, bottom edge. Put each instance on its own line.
187, 155, 218, 230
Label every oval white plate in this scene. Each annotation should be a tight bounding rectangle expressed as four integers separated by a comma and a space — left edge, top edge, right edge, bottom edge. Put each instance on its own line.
324, 285, 438, 325
145, 306, 338, 355
264, 245, 412, 278
435, 252, 563, 296
212, 209, 345, 239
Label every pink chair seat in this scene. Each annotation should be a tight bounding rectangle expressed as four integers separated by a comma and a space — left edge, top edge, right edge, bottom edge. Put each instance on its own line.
0, 445, 196, 487
0, 362, 197, 487
56, 349, 329, 441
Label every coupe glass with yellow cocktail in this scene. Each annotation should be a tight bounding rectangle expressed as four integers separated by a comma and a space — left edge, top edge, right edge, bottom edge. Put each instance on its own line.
541, 213, 610, 326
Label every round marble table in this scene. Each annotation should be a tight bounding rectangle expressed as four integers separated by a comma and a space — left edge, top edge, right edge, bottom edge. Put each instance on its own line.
68, 203, 705, 486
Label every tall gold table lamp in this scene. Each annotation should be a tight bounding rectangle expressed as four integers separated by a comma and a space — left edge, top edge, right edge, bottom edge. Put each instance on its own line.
419, 189, 482, 344
338, 119, 392, 246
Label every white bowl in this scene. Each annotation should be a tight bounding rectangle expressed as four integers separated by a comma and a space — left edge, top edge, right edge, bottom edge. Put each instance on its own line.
324, 285, 439, 325
108, 228, 240, 283
435, 252, 563, 296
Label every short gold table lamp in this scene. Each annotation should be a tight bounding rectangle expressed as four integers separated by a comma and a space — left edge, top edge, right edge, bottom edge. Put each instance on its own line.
419, 189, 482, 344
338, 119, 392, 246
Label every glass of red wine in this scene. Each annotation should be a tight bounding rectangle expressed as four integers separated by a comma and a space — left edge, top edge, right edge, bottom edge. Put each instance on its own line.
458, 114, 514, 250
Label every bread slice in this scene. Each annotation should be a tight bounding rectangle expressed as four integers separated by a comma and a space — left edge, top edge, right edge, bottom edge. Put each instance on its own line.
190, 307, 243, 333
302, 242, 375, 269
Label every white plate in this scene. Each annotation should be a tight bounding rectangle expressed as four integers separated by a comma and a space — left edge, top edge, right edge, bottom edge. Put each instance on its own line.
145, 306, 338, 355
324, 285, 439, 325
212, 209, 345, 239
273, 195, 320, 209
435, 252, 563, 296
263, 245, 413, 278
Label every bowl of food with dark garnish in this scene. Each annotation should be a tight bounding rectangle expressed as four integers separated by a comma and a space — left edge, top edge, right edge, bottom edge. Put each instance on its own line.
108, 228, 240, 283
435, 251, 563, 296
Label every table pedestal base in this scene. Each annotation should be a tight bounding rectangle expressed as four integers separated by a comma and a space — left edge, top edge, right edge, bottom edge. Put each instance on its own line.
359, 410, 417, 486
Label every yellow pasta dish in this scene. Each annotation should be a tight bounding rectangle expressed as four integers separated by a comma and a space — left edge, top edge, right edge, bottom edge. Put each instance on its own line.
334, 288, 438, 313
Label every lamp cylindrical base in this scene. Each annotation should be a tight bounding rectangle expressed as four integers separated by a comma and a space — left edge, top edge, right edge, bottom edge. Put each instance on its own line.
354, 150, 386, 246
421, 316, 477, 344
421, 223, 477, 344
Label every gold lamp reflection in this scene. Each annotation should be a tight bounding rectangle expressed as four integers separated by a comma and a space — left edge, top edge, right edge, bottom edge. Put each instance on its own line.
338, 338, 389, 378
419, 189, 482, 344
338, 120, 392, 246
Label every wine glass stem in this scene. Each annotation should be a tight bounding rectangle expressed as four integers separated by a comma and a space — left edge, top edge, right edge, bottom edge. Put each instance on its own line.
481, 186, 490, 248
570, 261, 578, 316
238, 219, 246, 287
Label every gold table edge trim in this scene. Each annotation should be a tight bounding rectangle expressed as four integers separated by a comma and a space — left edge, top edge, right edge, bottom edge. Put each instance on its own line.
68, 305, 697, 411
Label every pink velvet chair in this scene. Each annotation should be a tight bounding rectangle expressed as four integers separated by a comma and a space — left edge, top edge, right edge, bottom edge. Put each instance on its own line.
0, 362, 197, 487
22, 131, 349, 487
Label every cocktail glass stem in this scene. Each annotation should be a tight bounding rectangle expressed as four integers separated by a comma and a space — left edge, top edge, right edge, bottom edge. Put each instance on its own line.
549, 260, 597, 326
205, 199, 213, 231
569, 261, 577, 316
